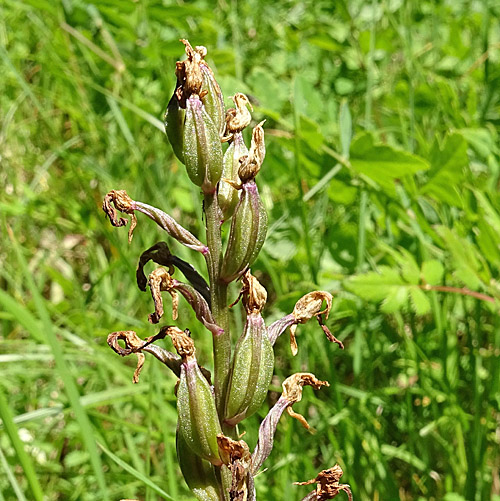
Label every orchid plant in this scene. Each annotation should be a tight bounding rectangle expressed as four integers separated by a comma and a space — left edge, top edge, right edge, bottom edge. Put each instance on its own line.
102, 39, 352, 501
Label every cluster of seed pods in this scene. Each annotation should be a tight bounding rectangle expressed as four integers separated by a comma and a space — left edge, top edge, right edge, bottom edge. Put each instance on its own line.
103, 40, 351, 501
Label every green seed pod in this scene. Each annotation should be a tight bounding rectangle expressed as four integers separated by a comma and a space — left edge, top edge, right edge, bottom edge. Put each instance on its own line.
224, 312, 274, 426
164, 93, 185, 163
183, 95, 223, 193
200, 61, 225, 137
176, 426, 221, 501
218, 133, 248, 221
220, 180, 267, 283
168, 327, 223, 466
177, 358, 223, 466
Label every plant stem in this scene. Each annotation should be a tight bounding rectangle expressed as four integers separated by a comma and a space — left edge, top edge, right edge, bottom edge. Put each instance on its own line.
421, 285, 496, 304
204, 192, 231, 416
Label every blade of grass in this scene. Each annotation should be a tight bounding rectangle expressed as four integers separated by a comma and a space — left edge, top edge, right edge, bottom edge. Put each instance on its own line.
293, 75, 317, 283
60, 22, 124, 72
6, 228, 109, 500
0, 446, 24, 501
0, 386, 43, 501
97, 442, 175, 500
2, 383, 146, 427
85, 80, 164, 132
0, 289, 44, 343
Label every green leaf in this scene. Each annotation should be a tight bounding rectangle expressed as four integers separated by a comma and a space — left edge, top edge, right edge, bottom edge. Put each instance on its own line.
420, 133, 468, 205
344, 266, 405, 302
350, 133, 429, 194
435, 226, 488, 289
378, 244, 420, 284
409, 287, 431, 315
459, 128, 498, 158
443, 494, 467, 501
380, 287, 408, 314
422, 260, 444, 286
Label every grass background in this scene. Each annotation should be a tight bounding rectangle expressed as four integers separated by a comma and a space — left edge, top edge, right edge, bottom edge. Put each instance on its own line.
1, 0, 500, 500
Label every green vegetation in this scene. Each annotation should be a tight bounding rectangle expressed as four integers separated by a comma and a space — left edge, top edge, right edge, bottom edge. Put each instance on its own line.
1, 1, 499, 500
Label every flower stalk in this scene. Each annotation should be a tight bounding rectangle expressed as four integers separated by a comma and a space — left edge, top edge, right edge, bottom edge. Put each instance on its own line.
102, 39, 351, 500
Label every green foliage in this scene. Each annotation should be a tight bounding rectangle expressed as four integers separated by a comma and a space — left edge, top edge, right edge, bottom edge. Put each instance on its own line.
1, 0, 500, 500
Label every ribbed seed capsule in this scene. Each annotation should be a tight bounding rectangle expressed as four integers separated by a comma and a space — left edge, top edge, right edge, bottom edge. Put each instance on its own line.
220, 180, 267, 283
224, 312, 274, 426
177, 359, 223, 465
168, 327, 223, 466
183, 95, 223, 193
164, 93, 185, 163
218, 133, 248, 221
200, 61, 225, 137
176, 426, 221, 501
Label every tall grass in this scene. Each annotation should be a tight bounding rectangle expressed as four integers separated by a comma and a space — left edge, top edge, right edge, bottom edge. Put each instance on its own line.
1, 1, 499, 500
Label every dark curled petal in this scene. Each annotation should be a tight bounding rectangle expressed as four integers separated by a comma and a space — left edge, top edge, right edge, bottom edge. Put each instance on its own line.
136, 242, 210, 304
172, 256, 211, 306
137, 242, 175, 291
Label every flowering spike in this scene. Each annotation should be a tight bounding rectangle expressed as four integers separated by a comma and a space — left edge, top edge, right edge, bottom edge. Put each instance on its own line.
103, 39, 350, 500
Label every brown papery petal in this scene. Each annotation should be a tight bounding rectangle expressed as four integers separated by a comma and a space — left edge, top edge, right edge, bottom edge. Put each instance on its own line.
294, 464, 353, 501
238, 121, 266, 182
282, 373, 329, 429
147, 268, 179, 324
230, 270, 267, 314
216, 434, 251, 466
292, 291, 332, 324
167, 326, 196, 360
223, 93, 253, 141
